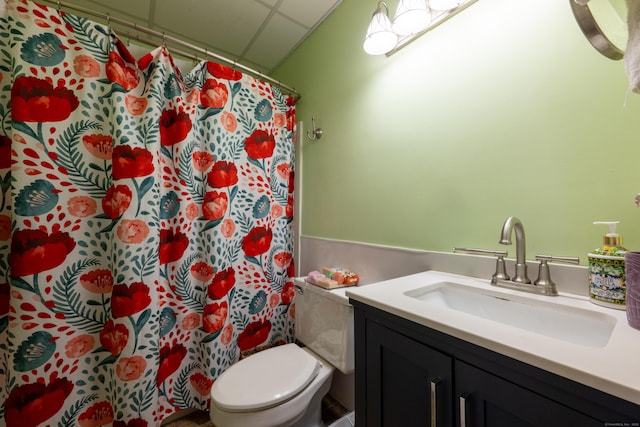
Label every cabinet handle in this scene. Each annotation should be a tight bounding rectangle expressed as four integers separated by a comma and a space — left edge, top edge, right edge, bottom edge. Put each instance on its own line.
430, 378, 440, 427
459, 394, 469, 427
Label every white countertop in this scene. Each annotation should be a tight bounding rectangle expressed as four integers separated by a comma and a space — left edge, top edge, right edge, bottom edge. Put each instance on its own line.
346, 270, 640, 406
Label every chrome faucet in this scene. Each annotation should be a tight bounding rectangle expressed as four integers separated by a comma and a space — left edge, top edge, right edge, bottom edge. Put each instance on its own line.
499, 216, 531, 284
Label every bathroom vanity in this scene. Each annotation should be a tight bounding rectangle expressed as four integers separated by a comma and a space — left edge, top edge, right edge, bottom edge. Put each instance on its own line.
346, 271, 640, 426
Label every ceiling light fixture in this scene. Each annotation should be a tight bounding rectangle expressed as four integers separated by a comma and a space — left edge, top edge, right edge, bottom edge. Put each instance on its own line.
363, 2, 398, 55
429, 0, 463, 11
393, 0, 431, 36
363, 0, 478, 56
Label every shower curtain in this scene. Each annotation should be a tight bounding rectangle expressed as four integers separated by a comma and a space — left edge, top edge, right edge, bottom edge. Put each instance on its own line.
0, 0, 297, 425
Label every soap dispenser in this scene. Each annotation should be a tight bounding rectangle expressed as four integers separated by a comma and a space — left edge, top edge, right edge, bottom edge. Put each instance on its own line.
588, 221, 627, 309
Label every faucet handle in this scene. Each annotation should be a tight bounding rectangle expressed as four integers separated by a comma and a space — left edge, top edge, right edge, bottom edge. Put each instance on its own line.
453, 247, 508, 257
535, 254, 580, 265
534, 255, 580, 295
453, 248, 510, 282
492, 254, 510, 282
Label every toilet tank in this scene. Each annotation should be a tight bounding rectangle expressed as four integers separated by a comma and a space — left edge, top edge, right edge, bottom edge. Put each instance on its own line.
294, 278, 354, 374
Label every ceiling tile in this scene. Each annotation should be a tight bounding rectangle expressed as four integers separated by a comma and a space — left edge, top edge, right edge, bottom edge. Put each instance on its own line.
153, 0, 271, 57
38, 0, 342, 73
278, 0, 341, 28
244, 13, 307, 71
257, 0, 278, 8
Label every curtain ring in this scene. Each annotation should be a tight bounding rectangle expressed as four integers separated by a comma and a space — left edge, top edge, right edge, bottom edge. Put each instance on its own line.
56, 0, 61, 12
106, 13, 111, 31
162, 32, 166, 48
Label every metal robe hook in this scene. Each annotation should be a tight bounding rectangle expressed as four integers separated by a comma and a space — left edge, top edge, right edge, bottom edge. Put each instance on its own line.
306, 116, 323, 141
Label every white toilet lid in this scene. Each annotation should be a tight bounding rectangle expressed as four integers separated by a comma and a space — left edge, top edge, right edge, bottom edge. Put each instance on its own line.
211, 343, 320, 412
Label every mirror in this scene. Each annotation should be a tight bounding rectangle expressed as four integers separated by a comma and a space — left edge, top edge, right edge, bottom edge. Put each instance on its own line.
570, 0, 627, 60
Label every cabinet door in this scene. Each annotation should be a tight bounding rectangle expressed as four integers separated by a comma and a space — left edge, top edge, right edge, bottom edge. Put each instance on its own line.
455, 361, 602, 427
365, 320, 453, 427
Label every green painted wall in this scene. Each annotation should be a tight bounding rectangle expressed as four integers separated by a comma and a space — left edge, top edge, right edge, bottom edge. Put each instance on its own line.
273, 0, 640, 264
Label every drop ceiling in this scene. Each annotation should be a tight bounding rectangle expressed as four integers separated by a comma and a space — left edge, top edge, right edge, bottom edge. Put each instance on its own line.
49, 0, 343, 74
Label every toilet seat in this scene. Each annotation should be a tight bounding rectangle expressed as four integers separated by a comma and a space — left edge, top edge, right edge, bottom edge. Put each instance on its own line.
211, 344, 320, 412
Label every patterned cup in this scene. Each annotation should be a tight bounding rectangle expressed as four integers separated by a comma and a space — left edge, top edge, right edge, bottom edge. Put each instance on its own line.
624, 252, 640, 330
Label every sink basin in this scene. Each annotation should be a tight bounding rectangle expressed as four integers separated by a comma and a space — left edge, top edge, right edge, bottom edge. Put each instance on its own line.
404, 282, 617, 348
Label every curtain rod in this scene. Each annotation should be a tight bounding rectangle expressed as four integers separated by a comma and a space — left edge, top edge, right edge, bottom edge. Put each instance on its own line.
37, 0, 301, 100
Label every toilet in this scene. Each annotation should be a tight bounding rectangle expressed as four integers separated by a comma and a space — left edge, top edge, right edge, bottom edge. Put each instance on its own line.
210, 278, 354, 427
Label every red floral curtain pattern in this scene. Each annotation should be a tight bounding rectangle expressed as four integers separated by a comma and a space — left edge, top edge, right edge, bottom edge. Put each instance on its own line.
0, 0, 297, 425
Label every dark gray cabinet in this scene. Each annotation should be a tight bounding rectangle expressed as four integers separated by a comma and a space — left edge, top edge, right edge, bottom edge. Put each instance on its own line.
352, 299, 640, 427
365, 319, 453, 427
455, 361, 600, 426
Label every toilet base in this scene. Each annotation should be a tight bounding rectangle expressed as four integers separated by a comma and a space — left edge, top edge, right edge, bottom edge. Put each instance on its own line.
289, 372, 329, 427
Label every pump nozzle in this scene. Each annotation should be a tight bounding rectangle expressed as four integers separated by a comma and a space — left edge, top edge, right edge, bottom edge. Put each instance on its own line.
593, 221, 622, 246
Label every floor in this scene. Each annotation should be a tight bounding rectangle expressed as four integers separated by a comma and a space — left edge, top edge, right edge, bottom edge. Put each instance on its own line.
162, 395, 349, 427
162, 409, 212, 427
